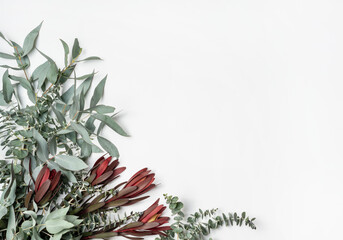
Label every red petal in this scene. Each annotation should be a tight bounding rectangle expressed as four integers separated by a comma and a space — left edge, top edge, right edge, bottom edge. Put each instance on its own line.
123, 196, 150, 206
96, 157, 111, 178
106, 159, 119, 172
105, 186, 138, 203
35, 165, 48, 192
139, 199, 160, 221
93, 156, 105, 168
126, 171, 152, 188
118, 222, 144, 231
125, 168, 148, 187
113, 181, 127, 190
141, 205, 164, 223
49, 169, 56, 180
154, 217, 170, 225
34, 179, 51, 203
125, 175, 155, 198
112, 167, 126, 178
50, 171, 61, 191
39, 168, 50, 190
129, 184, 156, 198
151, 226, 171, 231
92, 170, 113, 186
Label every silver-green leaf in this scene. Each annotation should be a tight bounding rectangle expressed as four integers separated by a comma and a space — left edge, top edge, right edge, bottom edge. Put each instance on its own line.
55, 155, 88, 171
0, 52, 15, 59
72, 38, 82, 60
98, 136, 119, 158
22, 22, 43, 56
90, 75, 107, 107
2, 70, 14, 103
93, 114, 129, 137
60, 39, 69, 67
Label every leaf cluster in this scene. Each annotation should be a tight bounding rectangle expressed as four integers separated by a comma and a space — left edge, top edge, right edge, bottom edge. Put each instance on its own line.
0, 23, 129, 240
157, 194, 256, 240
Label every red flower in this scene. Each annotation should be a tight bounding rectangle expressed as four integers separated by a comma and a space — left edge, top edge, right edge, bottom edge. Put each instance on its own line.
25, 165, 61, 208
86, 155, 126, 186
104, 168, 156, 207
78, 166, 153, 216
115, 198, 171, 237
82, 199, 170, 239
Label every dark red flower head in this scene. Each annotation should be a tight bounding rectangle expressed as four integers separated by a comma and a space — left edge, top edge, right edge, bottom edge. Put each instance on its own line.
25, 165, 61, 208
86, 155, 126, 186
81, 199, 170, 239
105, 168, 156, 206
115, 198, 170, 237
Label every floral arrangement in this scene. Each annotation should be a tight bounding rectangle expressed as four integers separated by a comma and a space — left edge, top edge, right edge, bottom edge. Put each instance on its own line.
0, 23, 256, 240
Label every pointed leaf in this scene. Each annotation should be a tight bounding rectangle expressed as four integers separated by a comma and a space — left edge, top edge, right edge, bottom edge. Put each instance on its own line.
0, 52, 15, 59
60, 39, 69, 67
6, 206, 15, 240
45, 219, 74, 234
32, 61, 49, 89
22, 22, 42, 56
55, 155, 88, 171
72, 38, 82, 59
90, 75, 107, 107
98, 136, 119, 158
2, 70, 13, 103
70, 122, 93, 145
93, 114, 129, 137
77, 56, 102, 62
37, 49, 58, 83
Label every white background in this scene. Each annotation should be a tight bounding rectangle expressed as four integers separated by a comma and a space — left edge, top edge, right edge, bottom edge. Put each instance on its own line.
1, 1, 343, 239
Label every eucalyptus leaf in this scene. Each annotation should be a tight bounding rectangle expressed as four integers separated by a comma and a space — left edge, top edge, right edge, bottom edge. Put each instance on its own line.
6, 206, 15, 240
0, 31, 12, 46
37, 49, 59, 83
0, 65, 21, 70
12, 41, 30, 69
76, 56, 102, 62
90, 75, 107, 107
74, 72, 97, 80
52, 106, 66, 125
46, 219, 74, 234
55, 155, 88, 171
75, 71, 94, 97
60, 39, 69, 67
2, 70, 14, 103
22, 22, 43, 56
32, 61, 49, 89
33, 128, 49, 161
93, 114, 129, 137
70, 122, 93, 145
84, 105, 115, 114
0, 52, 15, 59
46, 206, 69, 221
0, 206, 7, 220
72, 38, 82, 60
98, 136, 119, 158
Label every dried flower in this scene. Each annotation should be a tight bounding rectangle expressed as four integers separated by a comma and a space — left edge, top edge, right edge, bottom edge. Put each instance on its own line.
86, 155, 126, 186
25, 165, 61, 208
115, 198, 170, 237
82, 199, 170, 239
104, 168, 156, 208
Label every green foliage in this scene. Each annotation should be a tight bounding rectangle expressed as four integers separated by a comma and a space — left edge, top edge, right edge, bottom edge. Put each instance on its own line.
0, 23, 130, 239
0, 23, 257, 240
156, 194, 256, 240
